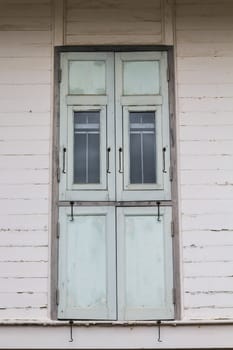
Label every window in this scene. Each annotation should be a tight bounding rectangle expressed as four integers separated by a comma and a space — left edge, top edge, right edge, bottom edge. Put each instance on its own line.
57, 51, 174, 320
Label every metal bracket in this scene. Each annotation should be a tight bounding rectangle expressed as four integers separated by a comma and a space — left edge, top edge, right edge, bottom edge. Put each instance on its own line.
70, 201, 74, 221
157, 201, 161, 222
157, 320, 162, 342
69, 320, 74, 342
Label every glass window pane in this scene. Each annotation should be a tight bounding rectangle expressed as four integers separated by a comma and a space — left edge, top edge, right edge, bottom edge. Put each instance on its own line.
125, 215, 165, 309
69, 60, 106, 95
73, 111, 100, 184
66, 215, 107, 309
129, 111, 156, 184
123, 61, 159, 95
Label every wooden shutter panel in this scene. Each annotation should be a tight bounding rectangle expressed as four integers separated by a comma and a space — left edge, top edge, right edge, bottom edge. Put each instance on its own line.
58, 206, 116, 320
117, 206, 174, 320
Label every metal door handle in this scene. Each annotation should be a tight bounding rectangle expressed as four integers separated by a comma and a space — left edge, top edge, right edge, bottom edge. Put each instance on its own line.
107, 147, 111, 174
162, 147, 167, 173
119, 147, 123, 173
62, 147, 66, 174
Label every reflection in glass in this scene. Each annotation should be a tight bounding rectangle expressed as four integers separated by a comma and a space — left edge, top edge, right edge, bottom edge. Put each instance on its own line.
74, 111, 100, 184
130, 111, 156, 184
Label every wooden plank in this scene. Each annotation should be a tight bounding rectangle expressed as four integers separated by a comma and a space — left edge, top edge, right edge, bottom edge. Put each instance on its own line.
0, 17, 51, 31
182, 230, 233, 247
0, 199, 48, 215
176, 3, 233, 17
183, 246, 233, 263
180, 126, 233, 140
0, 308, 48, 319
0, 214, 48, 230
184, 307, 233, 320
180, 111, 233, 124
180, 155, 233, 170
0, 247, 48, 262
0, 169, 49, 184
0, 141, 49, 155
176, 16, 233, 30
0, 113, 50, 127
0, 262, 48, 278
0, 277, 48, 292
182, 199, 233, 213
182, 187, 233, 200
0, 3, 51, 17
184, 276, 233, 292
66, 34, 162, 45
184, 261, 233, 278
0, 127, 50, 140
0, 155, 49, 169
180, 140, 233, 155
181, 169, 233, 185
0, 231, 48, 246
0, 292, 47, 308
182, 213, 233, 231
66, 21, 161, 36
0, 184, 48, 200
177, 42, 233, 58
67, 9, 161, 22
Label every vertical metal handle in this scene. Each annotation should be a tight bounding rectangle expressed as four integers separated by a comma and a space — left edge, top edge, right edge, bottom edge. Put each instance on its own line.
107, 147, 111, 174
62, 147, 66, 174
119, 147, 123, 173
162, 147, 167, 173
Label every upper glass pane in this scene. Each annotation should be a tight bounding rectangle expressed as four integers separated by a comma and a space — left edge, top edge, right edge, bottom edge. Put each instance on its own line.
129, 111, 157, 184
73, 111, 100, 184
69, 60, 106, 95
123, 61, 159, 95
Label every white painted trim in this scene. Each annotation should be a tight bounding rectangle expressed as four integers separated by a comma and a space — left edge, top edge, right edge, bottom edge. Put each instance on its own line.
53, 0, 65, 46
1, 324, 233, 348
161, 0, 174, 45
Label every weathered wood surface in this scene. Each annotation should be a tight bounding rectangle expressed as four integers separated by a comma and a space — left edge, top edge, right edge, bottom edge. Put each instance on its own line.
0, 0, 52, 319
65, 0, 162, 45
176, 0, 233, 319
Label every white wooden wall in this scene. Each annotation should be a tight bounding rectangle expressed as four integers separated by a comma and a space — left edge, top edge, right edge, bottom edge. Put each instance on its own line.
0, 0, 233, 323
65, 0, 162, 45
0, 0, 52, 319
176, 0, 233, 319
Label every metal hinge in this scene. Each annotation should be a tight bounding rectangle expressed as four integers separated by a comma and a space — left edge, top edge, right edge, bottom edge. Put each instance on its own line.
57, 167, 60, 183
57, 222, 60, 239
167, 67, 170, 82
169, 166, 173, 181
171, 220, 175, 237
56, 288, 60, 305
172, 288, 176, 305
58, 68, 62, 83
